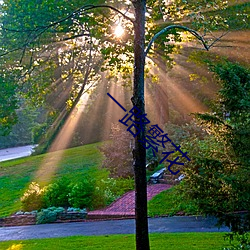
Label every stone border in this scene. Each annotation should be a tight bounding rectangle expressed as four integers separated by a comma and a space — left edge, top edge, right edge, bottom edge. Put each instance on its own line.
0, 212, 87, 227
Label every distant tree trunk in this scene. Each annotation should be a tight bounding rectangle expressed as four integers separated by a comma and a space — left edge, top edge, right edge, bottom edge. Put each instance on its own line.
132, 1, 150, 250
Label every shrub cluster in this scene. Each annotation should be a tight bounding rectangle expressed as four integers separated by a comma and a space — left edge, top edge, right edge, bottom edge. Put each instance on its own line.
21, 178, 94, 211
21, 176, 134, 212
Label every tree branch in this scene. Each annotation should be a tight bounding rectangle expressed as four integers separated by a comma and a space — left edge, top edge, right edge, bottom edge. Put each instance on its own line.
83, 5, 134, 23
36, 4, 134, 31
205, 30, 230, 49
0, 4, 134, 57
145, 25, 210, 56
1, 4, 134, 34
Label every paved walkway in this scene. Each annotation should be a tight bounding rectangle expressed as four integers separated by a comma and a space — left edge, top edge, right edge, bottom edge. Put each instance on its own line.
88, 184, 171, 218
0, 216, 230, 241
0, 145, 37, 162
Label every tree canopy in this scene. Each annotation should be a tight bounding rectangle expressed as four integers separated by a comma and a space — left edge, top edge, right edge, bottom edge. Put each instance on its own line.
1, 0, 248, 134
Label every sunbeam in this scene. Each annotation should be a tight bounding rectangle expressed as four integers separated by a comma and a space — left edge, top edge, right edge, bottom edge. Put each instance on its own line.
35, 92, 90, 184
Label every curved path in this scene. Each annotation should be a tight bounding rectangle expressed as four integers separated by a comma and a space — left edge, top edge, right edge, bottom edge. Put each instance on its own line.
0, 216, 229, 241
88, 184, 171, 219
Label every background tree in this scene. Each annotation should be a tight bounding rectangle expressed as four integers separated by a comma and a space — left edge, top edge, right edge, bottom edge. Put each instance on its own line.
0, 74, 18, 136
99, 123, 134, 178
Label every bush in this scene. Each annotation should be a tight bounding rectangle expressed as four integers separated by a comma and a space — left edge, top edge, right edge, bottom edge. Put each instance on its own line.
21, 182, 45, 211
112, 177, 134, 197
36, 206, 64, 224
43, 177, 71, 208
68, 180, 94, 209
93, 178, 118, 208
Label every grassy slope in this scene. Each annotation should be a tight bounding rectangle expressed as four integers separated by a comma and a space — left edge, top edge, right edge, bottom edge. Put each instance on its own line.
0, 142, 104, 217
148, 185, 199, 217
0, 233, 230, 250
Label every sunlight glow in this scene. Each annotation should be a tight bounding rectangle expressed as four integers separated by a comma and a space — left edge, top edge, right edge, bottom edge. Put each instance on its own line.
35, 93, 90, 184
114, 24, 125, 38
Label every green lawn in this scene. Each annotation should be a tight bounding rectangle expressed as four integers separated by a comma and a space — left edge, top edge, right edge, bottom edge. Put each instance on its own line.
0, 143, 104, 217
148, 185, 199, 217
0, 233, 231, 250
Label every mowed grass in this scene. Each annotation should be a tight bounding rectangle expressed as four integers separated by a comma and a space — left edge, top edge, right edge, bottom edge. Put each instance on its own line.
0, 142, 104, 217
0, 233, 230, 250
148, 186, 199, 217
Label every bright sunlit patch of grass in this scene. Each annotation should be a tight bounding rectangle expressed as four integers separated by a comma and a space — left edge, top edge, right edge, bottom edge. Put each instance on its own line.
0, 233, 230, 250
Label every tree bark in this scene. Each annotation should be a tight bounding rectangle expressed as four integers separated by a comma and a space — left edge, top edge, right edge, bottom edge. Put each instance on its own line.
132, 1, 150, 250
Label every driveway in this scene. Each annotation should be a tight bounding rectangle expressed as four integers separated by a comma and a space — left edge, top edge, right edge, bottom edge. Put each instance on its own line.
0, 145, 37, 162
0, 216, 230, 241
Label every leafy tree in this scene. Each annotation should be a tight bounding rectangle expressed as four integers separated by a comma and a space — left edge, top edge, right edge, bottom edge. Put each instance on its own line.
181, 61, 250, 234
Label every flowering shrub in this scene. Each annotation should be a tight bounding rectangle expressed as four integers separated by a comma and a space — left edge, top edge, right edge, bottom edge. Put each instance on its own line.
21, 182, 45, 211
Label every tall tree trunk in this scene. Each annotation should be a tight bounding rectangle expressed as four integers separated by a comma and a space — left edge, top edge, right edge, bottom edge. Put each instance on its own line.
132, 1, 150, 250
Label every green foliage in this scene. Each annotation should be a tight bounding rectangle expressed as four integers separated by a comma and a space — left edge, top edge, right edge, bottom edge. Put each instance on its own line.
93, 178, 118, 208
0, 104, 44, 148
36, 206, 64, 224
223, 232, 250, 250
20, 169, 133, 212
32, 123, 48, 144
93, 177, 134, 209
67, 207, 86, 213
20, 182, 45, 212
207, 2, 250, 30
0, 75, 18, 136
68, 179, 94, 209
43, 178, 71, 208
147, 121, 206, 174
180, 61, 250, 233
